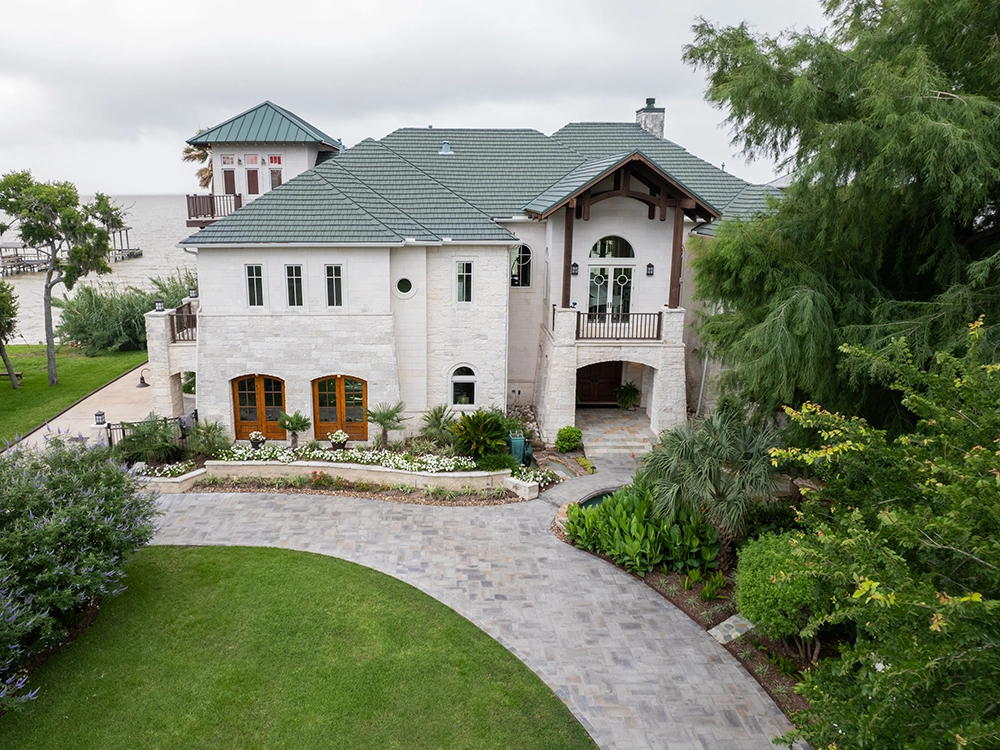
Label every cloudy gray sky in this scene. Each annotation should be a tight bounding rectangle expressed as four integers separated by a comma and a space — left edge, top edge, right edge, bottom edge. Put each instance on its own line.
0, 0, 828, 195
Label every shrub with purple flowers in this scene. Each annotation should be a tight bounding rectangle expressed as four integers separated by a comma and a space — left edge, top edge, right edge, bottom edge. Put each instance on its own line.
0, 436, 159, 711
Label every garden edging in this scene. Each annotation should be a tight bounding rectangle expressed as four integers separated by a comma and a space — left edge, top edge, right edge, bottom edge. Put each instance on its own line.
141, 467, 207, 494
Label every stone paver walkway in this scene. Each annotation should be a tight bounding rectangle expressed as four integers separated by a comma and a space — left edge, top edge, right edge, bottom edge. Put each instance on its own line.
576, 407, 659, 457
153, 487, 791, 749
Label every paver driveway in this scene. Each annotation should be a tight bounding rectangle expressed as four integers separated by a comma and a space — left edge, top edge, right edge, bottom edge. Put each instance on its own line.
153, 492, 792, 749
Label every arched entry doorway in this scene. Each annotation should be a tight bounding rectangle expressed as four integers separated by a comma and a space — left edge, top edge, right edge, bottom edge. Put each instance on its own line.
576, 361, 623, 406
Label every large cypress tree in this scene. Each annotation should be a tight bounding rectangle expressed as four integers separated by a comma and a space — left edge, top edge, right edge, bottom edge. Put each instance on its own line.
684, 0, 1000, 428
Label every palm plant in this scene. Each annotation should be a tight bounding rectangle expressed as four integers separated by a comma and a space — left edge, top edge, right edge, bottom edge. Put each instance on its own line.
277, 411, 311, 450
450, 409, 508, 459
366, 401, 408, 449
636, 410, 780, 563
181, 129, 213, 190
419, 404, 456, 445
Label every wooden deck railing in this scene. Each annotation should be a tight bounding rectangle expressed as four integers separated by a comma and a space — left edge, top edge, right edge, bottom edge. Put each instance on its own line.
186, 193, 242, 222
169, 302, 197, 343
576, 311, 662, 341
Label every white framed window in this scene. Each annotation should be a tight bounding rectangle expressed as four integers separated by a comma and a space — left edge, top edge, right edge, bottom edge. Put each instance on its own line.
268, 154, 283, 190
246, 265, 264, 307
268, 154, 283, 166
393, 277, 416, 299
221, 154, 235, 166
510, 244, 531, 287
451, 366, 476, 406
456, 261, 473, 303
286, 265, 303, 307
325, 265, 343, 307
244, 154, 259, 166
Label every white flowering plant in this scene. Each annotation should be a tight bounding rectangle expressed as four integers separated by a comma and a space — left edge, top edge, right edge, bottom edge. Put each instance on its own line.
511, 466, 561, 488
327, 430, 349, 443
217, 445, 477, 473
138, 460, 197, 478
248, 431, 266, 442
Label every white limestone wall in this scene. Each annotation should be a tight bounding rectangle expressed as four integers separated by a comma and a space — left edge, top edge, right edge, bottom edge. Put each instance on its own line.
501, 220, 548, 404
390, 246, 429, 419
194, 246, 399, 441
424, 245, 509, 415
534, 307, 686, 444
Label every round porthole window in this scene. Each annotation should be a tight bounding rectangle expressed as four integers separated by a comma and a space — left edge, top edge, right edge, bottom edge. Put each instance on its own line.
396, 278, 412, 293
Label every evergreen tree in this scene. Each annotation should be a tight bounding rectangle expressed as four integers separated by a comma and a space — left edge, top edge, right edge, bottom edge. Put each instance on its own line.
684, 0, 1000, 427
0, 280, 19, 389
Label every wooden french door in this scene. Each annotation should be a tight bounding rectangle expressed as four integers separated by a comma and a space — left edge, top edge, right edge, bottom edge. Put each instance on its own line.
312, 376, 368, 441
232, 375, 287, 440
223, 169, 236, 195
576, 362, 623, 405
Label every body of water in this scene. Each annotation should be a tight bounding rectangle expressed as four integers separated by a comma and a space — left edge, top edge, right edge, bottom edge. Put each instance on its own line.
4, 195, 196, 344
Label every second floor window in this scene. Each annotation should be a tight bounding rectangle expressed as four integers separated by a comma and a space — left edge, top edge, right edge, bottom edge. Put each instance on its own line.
456, 261, 473, 303
286, 265, 303, 306
510, 244, 531, 287
326, 265, 343, 307
247, 265, 263, 307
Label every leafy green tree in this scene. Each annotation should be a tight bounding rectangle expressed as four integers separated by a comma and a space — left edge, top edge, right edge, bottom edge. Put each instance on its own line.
0, 172, 125, 385
637, 410, 780, 561
766, 320, 1000, 748
683, 0, 1000, 427
0, 280, 19, 389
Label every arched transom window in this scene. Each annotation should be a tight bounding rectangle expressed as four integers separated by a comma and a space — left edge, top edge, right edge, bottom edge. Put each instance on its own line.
589, 236, 635, 259
510, 244, 531, 287
451, 366, 476, 406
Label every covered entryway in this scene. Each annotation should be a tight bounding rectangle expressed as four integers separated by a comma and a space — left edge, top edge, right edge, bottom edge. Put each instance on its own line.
576, 361, 622, 405
575, 407, 659, 457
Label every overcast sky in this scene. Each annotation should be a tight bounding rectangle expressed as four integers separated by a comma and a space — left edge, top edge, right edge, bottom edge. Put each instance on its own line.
0, 1, 828, 196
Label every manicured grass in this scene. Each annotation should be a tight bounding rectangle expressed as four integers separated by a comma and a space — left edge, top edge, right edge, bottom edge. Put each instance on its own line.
0, 345, 148, 444
0, 546, 595, 750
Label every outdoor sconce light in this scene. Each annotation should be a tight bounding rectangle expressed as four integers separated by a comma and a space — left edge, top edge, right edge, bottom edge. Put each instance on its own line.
188, 287, 198, 298
646, 263, 655, 276
571, 262, 579, 276
154, 299, 165, 312
136, 368, 150, 388
94, 411, 105, 425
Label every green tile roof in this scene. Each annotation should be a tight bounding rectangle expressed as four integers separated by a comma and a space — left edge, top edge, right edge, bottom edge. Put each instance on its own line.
521, 152, 636, 216
551, 122, 750, 212
182, 139, 516, 245
379, 128, 586, 217
694, 183, 783, 237
187, 101, 340, 148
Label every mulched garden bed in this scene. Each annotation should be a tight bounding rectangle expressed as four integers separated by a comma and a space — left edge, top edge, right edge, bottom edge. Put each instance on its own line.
551, 516, 814, 722
191, 477, 528, 507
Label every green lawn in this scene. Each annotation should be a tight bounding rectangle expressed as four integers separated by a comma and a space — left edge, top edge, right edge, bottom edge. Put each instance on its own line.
0, 345, 148, 444
0, 546, 595, 750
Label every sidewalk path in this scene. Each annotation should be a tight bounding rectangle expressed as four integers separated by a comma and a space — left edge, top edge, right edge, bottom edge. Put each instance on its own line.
153, 487, 792, 749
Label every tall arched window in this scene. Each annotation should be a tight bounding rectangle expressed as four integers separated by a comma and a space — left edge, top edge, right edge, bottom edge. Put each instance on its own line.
312, 376, 368, 440
589, 236, 635, 258
232, 375, 286, 440
589, 236, 634, 323
451, 366, 476, 406
510, 244, 531, 287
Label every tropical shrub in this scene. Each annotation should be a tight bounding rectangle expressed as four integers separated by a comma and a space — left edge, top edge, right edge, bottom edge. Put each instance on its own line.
450, 409, 507, 458
565, 487, 720, 577
637, 410, 779, 560
277, 410, 311, 450
419, 404, 456, 445
186, 419, 230, 459
476, 452, 519, 472
614, 380, 640, 410
115, 413, 185, 466
366, 401, 408, 449
54, 270, 197, 355
554, 426, 582, 453
0, 437, 158, 710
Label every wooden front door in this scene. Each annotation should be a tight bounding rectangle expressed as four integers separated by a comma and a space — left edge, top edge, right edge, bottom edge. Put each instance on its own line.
312, 376, 368, 441
576, 362, 623, 405
232, 375, 287, 440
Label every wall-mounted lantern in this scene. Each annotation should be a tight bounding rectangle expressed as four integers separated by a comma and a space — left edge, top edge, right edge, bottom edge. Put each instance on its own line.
188, 287, 198, 298
646, 263, 655, 276
571, 262, 579, 276
136, 368, 150, 388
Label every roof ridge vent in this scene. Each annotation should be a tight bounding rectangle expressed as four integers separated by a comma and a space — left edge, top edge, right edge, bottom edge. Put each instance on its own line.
439, 141, 452, 155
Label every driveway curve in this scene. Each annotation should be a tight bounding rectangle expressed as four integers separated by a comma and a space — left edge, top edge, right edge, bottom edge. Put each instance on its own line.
152, 492, 792, 750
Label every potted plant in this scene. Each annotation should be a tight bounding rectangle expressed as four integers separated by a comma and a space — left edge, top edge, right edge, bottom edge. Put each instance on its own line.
249, 430, 266, 450
328, 430, 349, 451
615, 381, 641, 411
277, 410, 312, 450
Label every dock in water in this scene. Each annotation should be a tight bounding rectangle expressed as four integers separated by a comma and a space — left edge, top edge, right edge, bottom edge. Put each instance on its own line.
0, 227, 141, 276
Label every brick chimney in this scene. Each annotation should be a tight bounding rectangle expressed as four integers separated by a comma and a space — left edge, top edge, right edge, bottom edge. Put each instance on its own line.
636, 97, 665, 139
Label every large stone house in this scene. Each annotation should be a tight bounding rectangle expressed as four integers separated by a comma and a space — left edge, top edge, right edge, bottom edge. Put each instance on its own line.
148, 99, 774, 445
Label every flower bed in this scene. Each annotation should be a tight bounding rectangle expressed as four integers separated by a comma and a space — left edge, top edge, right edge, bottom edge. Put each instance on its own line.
219, 445, 478, 473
